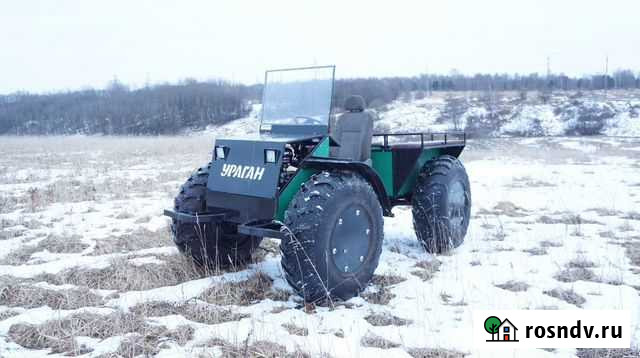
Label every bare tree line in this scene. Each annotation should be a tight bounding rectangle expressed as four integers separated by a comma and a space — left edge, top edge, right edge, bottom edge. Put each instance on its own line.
1, 70, 638, 135
0, 79, 260, 135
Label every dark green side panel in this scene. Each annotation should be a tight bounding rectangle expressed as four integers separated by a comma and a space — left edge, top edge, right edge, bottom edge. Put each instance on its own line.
396, 148, 441, 197
371, 150, 394, 197
275, 137, 329, 221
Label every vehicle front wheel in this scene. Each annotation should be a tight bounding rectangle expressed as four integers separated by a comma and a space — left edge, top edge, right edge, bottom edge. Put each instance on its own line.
171, 164, 261, 269
280, 171, 384, 303
412, 155, 471, 254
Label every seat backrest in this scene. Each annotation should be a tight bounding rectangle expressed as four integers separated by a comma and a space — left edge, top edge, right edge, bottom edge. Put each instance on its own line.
332, 95, 374, 162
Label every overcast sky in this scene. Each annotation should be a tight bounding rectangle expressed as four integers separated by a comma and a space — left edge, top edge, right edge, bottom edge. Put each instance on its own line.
1, 0, 639, 94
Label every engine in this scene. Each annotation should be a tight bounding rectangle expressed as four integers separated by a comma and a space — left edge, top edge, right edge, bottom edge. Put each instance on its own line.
277, 141, 315, 190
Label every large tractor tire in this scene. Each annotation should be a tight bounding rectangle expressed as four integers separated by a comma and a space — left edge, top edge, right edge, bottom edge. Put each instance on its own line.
281, 171, 384, 303
171, 164, 262, 269
412, 155, 471, 254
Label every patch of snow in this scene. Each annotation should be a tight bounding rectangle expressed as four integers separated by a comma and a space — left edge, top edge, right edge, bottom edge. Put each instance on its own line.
605, 111, 640, 137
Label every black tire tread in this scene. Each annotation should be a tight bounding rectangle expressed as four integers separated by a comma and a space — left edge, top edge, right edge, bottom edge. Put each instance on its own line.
412, 155, 471, 254
280, 171, 384, 303
171, 163, 261, 268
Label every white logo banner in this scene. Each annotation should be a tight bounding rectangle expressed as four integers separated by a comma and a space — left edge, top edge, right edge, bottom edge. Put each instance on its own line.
472, 310, 630, 349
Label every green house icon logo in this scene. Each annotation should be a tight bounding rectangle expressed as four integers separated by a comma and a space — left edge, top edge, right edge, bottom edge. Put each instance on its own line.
484, 316, 519, 342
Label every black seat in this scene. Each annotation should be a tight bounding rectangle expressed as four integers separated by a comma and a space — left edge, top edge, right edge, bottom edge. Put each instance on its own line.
331, 95, 374, 162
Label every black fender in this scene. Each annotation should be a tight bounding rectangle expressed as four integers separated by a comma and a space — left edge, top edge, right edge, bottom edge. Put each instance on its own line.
300, 157, 393, 217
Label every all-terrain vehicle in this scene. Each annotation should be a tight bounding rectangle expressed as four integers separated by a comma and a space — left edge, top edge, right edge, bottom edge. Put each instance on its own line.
165, 66, 471, 303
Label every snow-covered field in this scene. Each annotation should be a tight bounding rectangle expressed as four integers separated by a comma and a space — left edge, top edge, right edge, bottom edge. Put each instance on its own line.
1, 135, 639, 358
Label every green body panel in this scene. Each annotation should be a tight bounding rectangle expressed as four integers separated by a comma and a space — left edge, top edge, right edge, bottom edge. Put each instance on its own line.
396, 148, 441, 197
276, 139, 455, 220
371, 150, 394, 197
275, 137, 329, 220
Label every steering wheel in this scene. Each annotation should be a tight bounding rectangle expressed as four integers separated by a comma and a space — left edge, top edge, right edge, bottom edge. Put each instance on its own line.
294, 116, 323, 125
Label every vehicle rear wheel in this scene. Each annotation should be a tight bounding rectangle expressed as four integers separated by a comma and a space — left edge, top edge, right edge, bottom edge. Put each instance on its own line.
171, 164, 262, 268
281, 171, 384, 303
412, 155, 471, 254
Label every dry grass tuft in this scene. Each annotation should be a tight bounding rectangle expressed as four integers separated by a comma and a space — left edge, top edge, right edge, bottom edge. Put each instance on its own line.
478, 201, 528, 217
412, 259, 441, 281
163, 325, 195, 346
440, 292, 467, 306
619, 221, 634, 232
0, 234, 88, 265
360, 331, 400, 349
599, 230, 617, 239
90, 228, 172, 255
622, 211, 640, 221
621, 239, 640, 267
116, 325, 194, 356
0, 194, 20, 214
371, 274, 407, 286
507, 177, 555, 188
0, 218, 33, 240
554, 267, 596, 283
282, 322, 309, 336
495, 280, 530, 292
494, 245, 514, 252
38, 234, 89, 253
0, 281, 103, 309
567, 258, 597, 268
200, 272, 290, 306
24, 180, 98, 212
361, 274, 406, 305
522, 247, 548, 256
540, 240, 563, 248
8, 311, 154, 355
201, 337, 312, 357
0, 245, 40, 265
543, 288, 586, 307
361, 288, 394, 305
8, 309, 195, 356
537, 214, 601, 225
131, 301, 248, 325
407, 348, 467, 358
586, 208, 621, 217
37, 254, 206, 291
0, 309, 21, 321
115, 211, 134, 219
576, 348, 639, 358
364, 312, 412, 326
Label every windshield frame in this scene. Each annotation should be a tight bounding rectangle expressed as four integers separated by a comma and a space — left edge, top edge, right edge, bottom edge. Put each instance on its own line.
260, 65, 335, 136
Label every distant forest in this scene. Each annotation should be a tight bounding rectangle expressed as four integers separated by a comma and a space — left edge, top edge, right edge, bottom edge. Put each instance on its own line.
1, 70, 639, 135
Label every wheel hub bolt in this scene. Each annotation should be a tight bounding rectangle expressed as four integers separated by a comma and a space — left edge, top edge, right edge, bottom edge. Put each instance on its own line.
359, 256, 364, 262
344, 265, 349, 272
356, 209, 360, 216
332, 248, 337, 255
338, 218, 343, 225
366, 229, 370, 235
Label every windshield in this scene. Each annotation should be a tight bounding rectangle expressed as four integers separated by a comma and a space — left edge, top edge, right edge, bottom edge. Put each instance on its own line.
261, 66, 334, 128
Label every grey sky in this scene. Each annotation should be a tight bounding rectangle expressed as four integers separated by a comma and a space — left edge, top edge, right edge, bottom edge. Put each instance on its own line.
1, 0, 638, 94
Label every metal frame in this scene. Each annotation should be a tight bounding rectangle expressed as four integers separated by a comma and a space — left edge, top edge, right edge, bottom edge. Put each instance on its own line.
163, 209, 228, 224
372, 131, 466, 149
237, 220, 288, 239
